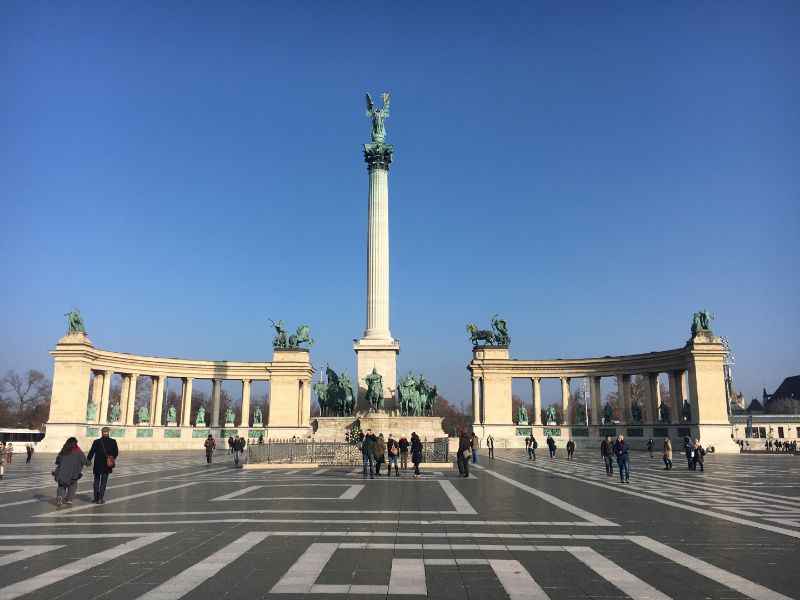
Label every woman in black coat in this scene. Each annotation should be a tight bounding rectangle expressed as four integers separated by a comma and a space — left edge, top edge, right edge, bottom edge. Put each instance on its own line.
410, 432, 423, 479
53, 437, 89, 507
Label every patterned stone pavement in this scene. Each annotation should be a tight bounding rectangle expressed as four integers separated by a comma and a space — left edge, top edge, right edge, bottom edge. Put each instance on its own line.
0, 448, 796, 599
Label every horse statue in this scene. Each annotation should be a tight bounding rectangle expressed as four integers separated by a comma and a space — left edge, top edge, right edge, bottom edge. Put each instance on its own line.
288, 324, 313, 348
270, 319, 288, 348
364, 367, 384, 412
313, 380, 329, 416
398, 372, 417, 416
466, 323, 496, 346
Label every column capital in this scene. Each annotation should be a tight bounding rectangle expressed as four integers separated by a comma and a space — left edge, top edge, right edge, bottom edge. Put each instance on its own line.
531, 376, 540, 382
363, 143, 393, 171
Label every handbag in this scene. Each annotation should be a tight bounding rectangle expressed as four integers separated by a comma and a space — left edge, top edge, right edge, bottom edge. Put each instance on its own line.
101, 439, 115, 469
390, 445, 398, 456
462, 449, 471, 459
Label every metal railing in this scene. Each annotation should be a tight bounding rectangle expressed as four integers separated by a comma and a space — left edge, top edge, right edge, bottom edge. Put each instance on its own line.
246, 438, 449, 465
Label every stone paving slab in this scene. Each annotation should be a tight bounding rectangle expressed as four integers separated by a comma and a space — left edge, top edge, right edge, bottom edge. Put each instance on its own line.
0, 449, 795, 599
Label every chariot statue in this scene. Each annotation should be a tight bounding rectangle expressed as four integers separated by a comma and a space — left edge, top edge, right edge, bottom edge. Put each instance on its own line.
467, 314, 510, 346
64, 308, 86, 334
691, 309, 715, 334
270, 319, 313, 348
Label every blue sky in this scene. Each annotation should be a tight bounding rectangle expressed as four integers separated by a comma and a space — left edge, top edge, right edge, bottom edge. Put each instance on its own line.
1, 1, 798, 407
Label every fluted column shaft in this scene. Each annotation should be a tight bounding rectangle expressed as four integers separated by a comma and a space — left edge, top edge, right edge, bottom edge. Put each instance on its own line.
590, 376, 602, 425
99, 370, 112, 423
180, 378, 193, 426
364, 167, 391, 339
153, 376, 165, 426
472, 377, 481, 426
240, 379, 251, 427
124, 374, 138, 425
560, 377, 571, 425
645, 373, 660, 424
532, 377, 542, 425
211, 379, 222, 427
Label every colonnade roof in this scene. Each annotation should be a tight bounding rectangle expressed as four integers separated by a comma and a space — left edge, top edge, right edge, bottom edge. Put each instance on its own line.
468, 345, 698, 378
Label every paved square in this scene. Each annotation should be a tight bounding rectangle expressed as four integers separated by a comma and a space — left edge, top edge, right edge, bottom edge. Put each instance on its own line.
0, 449, 796, 599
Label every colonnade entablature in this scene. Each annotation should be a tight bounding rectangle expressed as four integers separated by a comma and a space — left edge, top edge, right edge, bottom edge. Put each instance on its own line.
467, 331, 738, 452
47, 332, 314, 440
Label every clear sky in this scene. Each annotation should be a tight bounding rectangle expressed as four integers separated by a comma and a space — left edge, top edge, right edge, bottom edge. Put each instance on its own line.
1, 1, 798, 408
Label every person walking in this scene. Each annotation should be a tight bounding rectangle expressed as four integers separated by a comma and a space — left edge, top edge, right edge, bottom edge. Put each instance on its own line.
524, 435, 531, 459
232, 435, 245, 465
662, 437, 673, 470
410, 432, 423, 478
470, 433, 479, 463
361, 429, 376, 479
204, 434, 216, 465
546, 436, 556, 459
692, 438, 706, 472
0, 442, 5, 479
227, 436, 234, 454
53, 437, 89, 507
528, 435, 538, 460
457, 429, 471, 477
683, 436, 695, 470
25, 444, 34, 463
374, 434, 386, 476
600, 435, 614, 477
398, 434, 409, 471
647, 438, 654, 458
386, 433, 399, 476
486, 434, 494, 459
613, 435, 630, 483
5, 443, 13, 463
566, 439, 576, 460
86, 426, 119, 504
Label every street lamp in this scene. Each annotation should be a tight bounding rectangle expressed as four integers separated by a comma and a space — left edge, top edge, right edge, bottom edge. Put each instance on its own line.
580, 378, 589, 426
721, 336, 735, 415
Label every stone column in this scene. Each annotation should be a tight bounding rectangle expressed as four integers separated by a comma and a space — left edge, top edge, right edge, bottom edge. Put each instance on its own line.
99, 370, 112, 423
618, 375, 632, 423
153, 376, 165, 426
240, 379, 251, 427
118, 375, 130, 423
88, 372, 103, 422
591, 376, 602, 426
472, 377, 481, 427
211, 379, 222, 427
668, 371, 684, 424
560, 377, 571, 425
148, 376, 158, 426
125, 373, 138, 425
364, 149, 392, 341
644, 373, 659, 424
532, 377, 542, 425
180, 377, 193, 426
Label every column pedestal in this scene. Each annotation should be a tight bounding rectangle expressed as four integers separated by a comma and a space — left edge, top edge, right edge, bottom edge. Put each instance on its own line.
353, 338, 400, 412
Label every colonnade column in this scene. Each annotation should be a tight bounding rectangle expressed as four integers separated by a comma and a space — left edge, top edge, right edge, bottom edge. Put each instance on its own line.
118, 375, 131, 423
531, 377, 542, 425
125, 374, 138, 425
99, 370, 112, 423
148, 377, 158, 426
472, 377, 481, 426
560, 377, 571, 426
590, 376, 602, 426
180, 378, 193, 426
240, 379, 251, 427
644, 373, 659, 424
668, 371, 684, 424
211, 379, 222, 428
618, 375, 631, 423
90, 372, 103, 422
153, 376, 165, 426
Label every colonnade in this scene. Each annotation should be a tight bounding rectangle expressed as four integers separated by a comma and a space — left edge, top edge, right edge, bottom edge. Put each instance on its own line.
467, 331, 733, 451
86, 371, 262, 428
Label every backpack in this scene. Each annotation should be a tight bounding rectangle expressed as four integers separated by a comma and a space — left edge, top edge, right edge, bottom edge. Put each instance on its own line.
533, 439, 538, 449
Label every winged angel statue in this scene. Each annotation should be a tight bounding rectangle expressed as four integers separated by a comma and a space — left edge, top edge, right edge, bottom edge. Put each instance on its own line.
365, 92, 390, 143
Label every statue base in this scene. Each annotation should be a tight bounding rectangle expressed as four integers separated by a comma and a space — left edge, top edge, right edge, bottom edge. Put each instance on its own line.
253, 422, 263, 427
166, 421, 177, 427
311, 414, 445, 442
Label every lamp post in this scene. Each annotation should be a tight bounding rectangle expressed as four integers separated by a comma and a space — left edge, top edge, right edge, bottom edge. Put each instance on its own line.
721, 336, 735, 415
580, 378, 589, 426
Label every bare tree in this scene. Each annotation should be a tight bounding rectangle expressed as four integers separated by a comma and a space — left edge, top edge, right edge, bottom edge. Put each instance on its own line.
0, 370, 52, 427
433, 395, 471, 435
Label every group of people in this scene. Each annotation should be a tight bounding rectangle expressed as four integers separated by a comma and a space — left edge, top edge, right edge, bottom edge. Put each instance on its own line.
599, 435, 631, 482
51, 426, 119, 506
360, 430, 422, 478
456, 429, 481, 476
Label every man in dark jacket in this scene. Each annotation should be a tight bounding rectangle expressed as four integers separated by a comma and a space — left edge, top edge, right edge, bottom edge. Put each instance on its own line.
361, 430, 376, 479
600, 435, 614, 477
398, 435, 409, 471
613, 435, 630, 483
457, 430, 471, 477
86, 427, 119, 503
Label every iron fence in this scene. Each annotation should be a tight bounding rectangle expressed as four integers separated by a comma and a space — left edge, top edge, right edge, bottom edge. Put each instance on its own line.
246, 438, 449, 465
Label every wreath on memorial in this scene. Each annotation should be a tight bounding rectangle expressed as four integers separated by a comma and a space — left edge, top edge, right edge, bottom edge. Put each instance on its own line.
345, 422, 364, 446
